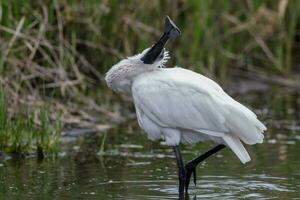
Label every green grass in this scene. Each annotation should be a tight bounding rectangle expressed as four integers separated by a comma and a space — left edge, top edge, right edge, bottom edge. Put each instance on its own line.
0, 90, 61, 157
1, 1, 299, 78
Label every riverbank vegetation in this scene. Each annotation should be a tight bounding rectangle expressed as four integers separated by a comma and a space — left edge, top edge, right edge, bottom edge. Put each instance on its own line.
0, 90, 61, 157
0, 0, 299, 154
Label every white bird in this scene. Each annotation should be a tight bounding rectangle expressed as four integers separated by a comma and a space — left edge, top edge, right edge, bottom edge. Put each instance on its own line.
105, 16, 266, 199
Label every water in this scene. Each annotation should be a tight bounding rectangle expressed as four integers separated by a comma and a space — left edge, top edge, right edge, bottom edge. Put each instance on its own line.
0, 86, 300, 199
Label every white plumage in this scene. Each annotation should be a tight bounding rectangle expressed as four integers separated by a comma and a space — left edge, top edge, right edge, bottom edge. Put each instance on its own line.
131, 67, 266, 163
106, 49, 266, 165
106, 48, 266, 164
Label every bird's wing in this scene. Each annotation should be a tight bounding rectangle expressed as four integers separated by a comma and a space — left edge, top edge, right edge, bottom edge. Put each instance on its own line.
132, 68, 229, 137
132, 67, 266, 144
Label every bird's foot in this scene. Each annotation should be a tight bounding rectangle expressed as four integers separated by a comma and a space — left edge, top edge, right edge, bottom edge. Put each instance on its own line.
184, 162, 197, 193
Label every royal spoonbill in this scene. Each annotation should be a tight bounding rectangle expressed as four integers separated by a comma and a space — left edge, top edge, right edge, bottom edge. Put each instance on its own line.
105, 16, 267, 199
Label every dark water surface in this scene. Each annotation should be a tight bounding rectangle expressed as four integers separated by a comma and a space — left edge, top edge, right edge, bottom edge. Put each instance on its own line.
0, 86, 300, 200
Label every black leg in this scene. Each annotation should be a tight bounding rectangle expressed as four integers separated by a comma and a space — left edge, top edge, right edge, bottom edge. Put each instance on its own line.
173, 145, 186, 200
185, 144, 226, 193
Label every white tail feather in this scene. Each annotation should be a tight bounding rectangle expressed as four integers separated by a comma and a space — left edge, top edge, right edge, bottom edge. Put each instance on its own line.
223, 134, 251, 164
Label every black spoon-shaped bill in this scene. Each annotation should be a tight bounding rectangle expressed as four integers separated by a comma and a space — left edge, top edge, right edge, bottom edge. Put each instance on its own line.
141, 16, 181, 64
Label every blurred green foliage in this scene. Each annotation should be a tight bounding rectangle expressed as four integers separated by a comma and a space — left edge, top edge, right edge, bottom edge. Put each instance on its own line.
0, 90, 61, 156
1, 1, 299, 79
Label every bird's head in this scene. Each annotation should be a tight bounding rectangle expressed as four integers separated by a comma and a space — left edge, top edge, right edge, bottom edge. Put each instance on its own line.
105, 16, 180, 93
